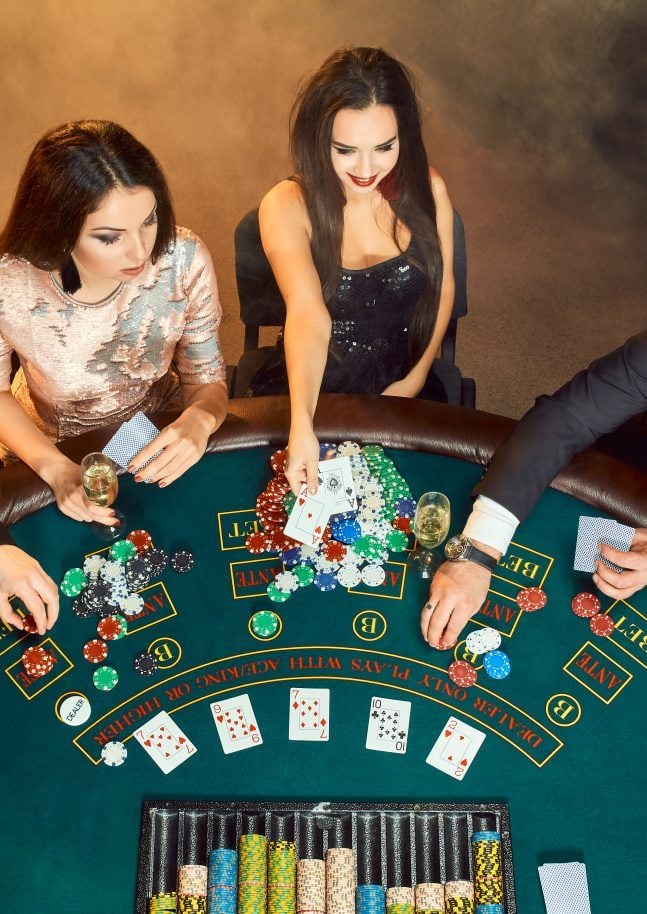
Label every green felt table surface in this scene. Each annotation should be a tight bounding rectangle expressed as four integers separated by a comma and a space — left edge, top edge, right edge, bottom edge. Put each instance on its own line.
2, 446, 645, 913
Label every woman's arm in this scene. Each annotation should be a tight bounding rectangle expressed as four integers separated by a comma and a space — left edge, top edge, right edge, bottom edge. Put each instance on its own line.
0, 391, 117, 524
260, 181, 332, 494
129, 234, 229, 486
382, 172, 455, 398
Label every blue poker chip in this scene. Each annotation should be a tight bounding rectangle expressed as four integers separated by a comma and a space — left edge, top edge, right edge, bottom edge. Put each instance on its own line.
471, 831, 502, 843
474, 906, 505, 914
483, 649, 511, 679
394, 496, 416, 517
280, 547, 302, 567
313, 571, 337, 592
319, 442, 337, 459
332, 518, 362, 544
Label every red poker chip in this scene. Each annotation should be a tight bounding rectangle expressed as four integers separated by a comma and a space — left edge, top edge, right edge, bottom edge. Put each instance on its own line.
516, 587, 547, 612
246, 531, 268, 554
448, 659, 478, 688
571, 592, 601, 618
126, 529, 154, 553
21, 614, 39, 635
270, 449, 288, 473
97, 616, 124, 641
589, 613, 614, 637
323, 540, 347, 562
22, 646, 54, 678
320, 525, 333, 544
83, 639, 109, 664
265, 478, 290, 497
392, 516, 412, 534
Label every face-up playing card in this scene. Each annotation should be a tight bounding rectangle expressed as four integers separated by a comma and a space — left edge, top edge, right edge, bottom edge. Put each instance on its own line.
288, 687, 330, 741
103, 411, 160, 469
284, 484, 332, 547
133, 710, 197, 774
365, 696, 411, 754
318, 456, 357, 512
426, 715, 485, 780
573, 516, 634, 573
210, 694, 263, 754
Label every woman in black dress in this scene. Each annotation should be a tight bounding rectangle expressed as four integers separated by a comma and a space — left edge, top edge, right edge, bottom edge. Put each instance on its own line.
249, 47, 455, 493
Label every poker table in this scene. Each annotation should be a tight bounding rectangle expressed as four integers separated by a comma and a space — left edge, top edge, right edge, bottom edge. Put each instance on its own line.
1, 394, 646, 914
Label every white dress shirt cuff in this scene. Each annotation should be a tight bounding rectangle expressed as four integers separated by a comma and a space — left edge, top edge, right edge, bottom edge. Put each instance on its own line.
463, 495, 520, 556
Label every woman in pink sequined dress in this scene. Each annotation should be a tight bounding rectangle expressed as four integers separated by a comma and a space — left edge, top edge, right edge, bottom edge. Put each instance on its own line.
0, 120, 228, 527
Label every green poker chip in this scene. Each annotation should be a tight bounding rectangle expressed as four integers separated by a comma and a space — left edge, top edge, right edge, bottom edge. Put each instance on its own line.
250, 610, 279, 638
385, 529, 409, 552
93, 665, 119, 691
283, 491, 296, 513
266, 582, 291, 603
61, 568, 88, 597
292, 563, 315, 586
108, 539, 137, 563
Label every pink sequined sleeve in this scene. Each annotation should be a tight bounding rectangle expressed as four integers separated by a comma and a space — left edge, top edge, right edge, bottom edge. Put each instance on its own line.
174, 235, 226, 386
0, 325, 12, 391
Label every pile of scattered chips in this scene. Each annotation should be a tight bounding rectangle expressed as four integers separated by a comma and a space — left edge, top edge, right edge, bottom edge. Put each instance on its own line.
21, 529, 196, 758
246, 443, 414, 608
447, 626, 510, 689
571, 591, 613, 636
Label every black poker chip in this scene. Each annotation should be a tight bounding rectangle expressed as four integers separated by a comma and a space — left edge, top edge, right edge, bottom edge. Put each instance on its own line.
145, 548, 168, 574
133, 651, 158, 676
170, 550, 194, 573
83, 581, 112, 609
71, 595, 96, 619
125, 556, 153, 589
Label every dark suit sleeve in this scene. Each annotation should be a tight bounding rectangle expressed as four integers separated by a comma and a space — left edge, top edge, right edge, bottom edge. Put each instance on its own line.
474, 331, 647, 522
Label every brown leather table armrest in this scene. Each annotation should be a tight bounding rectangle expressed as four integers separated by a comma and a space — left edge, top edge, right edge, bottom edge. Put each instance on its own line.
1, 394, 645, 530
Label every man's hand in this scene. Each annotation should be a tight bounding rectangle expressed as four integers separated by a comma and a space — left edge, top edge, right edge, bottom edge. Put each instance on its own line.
420, 560, 493, 649
594, 527, 647, 600
0, 546, 59, 635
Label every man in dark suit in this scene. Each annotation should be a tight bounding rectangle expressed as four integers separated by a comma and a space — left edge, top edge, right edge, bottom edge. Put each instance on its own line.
421, 331, 647, 650
0, 528, 59, 636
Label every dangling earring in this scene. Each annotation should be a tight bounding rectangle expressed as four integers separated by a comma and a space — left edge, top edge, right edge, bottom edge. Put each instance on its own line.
60, 254, 81, 295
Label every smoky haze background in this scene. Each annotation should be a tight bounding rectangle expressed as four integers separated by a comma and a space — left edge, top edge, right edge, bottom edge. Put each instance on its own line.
0, 0, 644, 417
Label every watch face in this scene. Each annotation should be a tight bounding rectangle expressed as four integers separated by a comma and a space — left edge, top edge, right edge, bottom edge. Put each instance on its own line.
445, 534, 469, 561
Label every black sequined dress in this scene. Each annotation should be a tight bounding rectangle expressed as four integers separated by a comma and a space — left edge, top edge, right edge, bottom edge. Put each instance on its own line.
246, 242, 446, 401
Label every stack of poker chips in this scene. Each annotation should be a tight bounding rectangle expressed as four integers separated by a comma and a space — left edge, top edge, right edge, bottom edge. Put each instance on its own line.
149, 891, 178, 913
325, 847, 356, 914
296, 858, 325, 914
21, 645, 55, 679
208, 848, 238, 914
178, 864, 208, 913
238, 834, 267, 914
356, 884, 386, 914
571, 591, 614, 637
386, 885, 415, 914
268, 840, 296, 914
471, 831, 504, 912
443, 880, 474, 913
414, 882, 444, 914
246, 443, 414, 601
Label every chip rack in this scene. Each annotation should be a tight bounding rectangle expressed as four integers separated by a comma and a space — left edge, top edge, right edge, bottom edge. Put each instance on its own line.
135, 801, 516, 913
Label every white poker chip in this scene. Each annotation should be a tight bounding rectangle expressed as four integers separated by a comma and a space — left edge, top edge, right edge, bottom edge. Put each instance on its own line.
363, 492, 385, 510
83, 555, 106, 579
465, 627, 502, 655
119, 593, 145, 616
101, 740, 127, 767
336, 440, 362, 457
361, 564, 386, 587
336, 565, 362, 588
312, 555, 339, 573
274, 571, 299, 593
100, 560, 126, 583
299, 544, 318, 561
340, 549, 362, 566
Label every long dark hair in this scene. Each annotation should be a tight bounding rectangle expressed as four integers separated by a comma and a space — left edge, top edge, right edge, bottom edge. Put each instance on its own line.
0, 120, 176, 293
290, 46, 443, 366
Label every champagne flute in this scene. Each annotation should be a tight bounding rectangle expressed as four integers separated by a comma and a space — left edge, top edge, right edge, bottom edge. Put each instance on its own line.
80, 452, 126, 541
407, 492, 451, 579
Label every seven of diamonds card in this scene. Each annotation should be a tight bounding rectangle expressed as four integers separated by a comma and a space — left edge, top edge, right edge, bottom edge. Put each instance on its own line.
288, 687, 330, 741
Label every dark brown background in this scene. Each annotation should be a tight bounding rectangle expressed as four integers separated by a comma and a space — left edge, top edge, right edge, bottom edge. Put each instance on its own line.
1, 0, 644, 417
